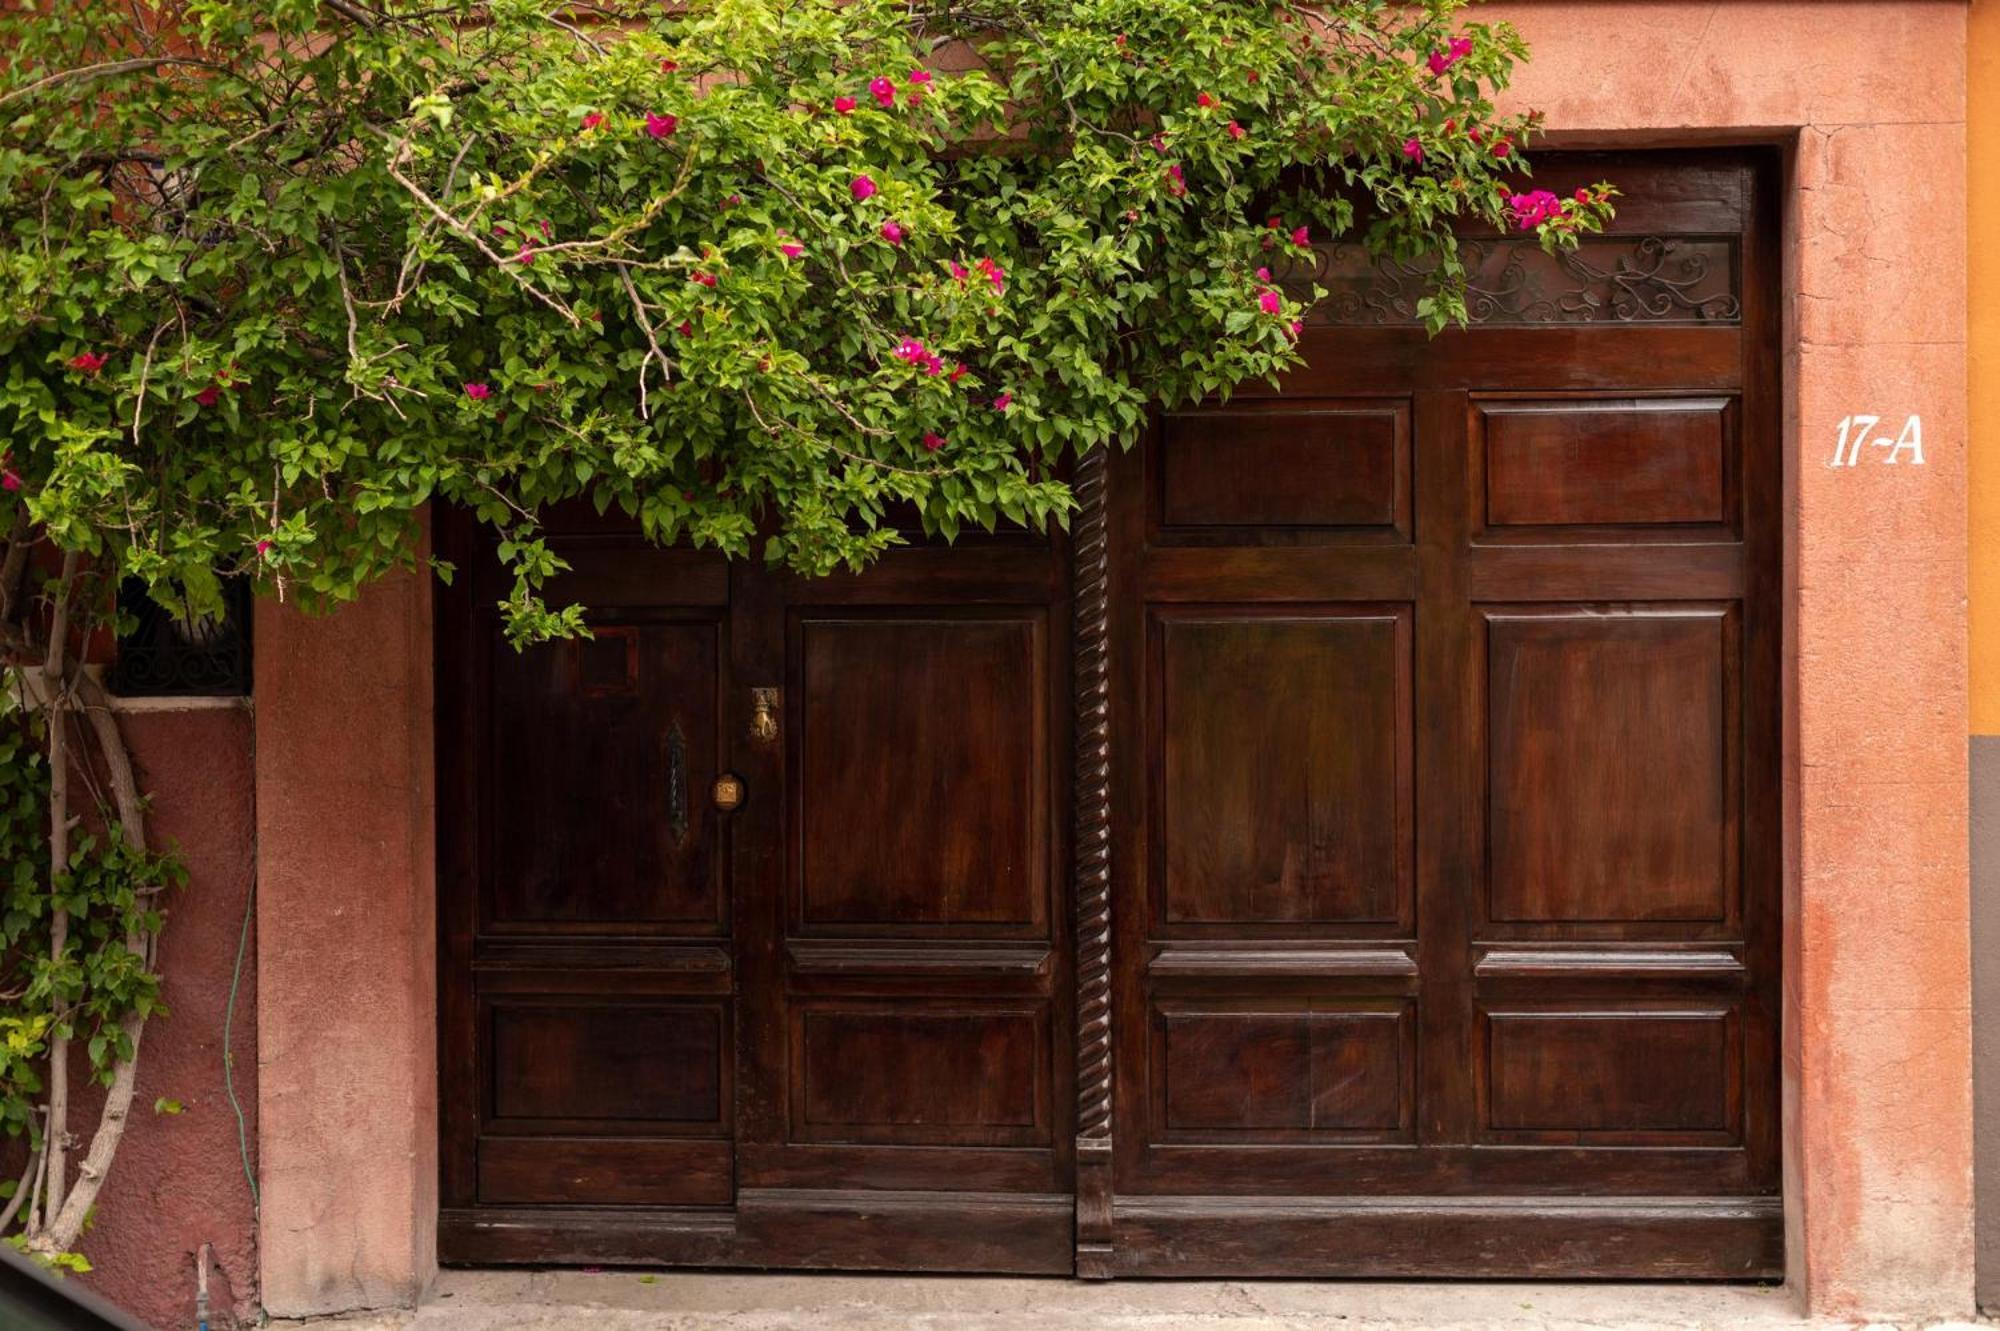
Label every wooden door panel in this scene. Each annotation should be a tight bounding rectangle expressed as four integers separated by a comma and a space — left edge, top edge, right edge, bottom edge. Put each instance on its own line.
1157, 400, 1410, 538
488, 999, 726, 1127
1476, 397, 1734, 531
1153, 1001, 1413, 1140
487, 619, 724, 932
1479, 1005, 1741, 1144
791, 1003, 1051, 1146
1484, 607, 1737, 927
1153, 609, 1413, 930
795, 614, 1046, 933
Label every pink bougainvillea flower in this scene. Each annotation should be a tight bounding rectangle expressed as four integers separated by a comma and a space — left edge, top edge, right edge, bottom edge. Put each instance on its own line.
1266, 216, 1283, 230
1166, 163, 1187, 197
1256, 266, 1272, 282
644, 112, 678, 138
463, 383, 491, 400
948, 362, 968, 383
1491, 138, 1511, 158
1195, 91, 1216, 109
949, 260, 969, 282
976, 256, 1005, 292
512, 240, 537, 266
660, 58, 679, 72
851, 174, 878, 201
255, 538, 274, 558
922, 432, 947, 452
723, 193, 742, 208
1507, 189, 1563, 229
993, 393, 1012, 412
1227, 121, 1245, 140
780, 241, 806, 259
833, 95, 858, 115
1150, 133, 1169, 154
1246, 68, 1261, 83
68, 351, 106, 375
908, 69, 933, 86
580, 111, 604, 131
677, 320, 694, 337
1291, 225, 1310, 246
1427, 36, 1473, 76
893, 336, 930, 366
1575, 187, 1592, 203
869, 77, 896, 108
880, 219, 904, 246
690, 270, 718, 287
195, 384, 222, 406
1, 463, 19, 493
1258, 290, 1282, 315
1402, 137, 1424, 163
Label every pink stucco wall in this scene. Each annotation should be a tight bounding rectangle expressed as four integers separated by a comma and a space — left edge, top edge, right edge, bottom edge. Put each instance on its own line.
78, 705, 260, 1330
254, 568, 437, 1319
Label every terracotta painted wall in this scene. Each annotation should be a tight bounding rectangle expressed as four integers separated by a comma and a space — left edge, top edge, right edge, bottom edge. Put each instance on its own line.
254, 568, 437, 1320
75, 705, 261, 1331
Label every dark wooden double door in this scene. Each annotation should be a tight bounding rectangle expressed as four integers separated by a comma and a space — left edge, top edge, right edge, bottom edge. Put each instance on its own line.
438, 150, 1781, 1278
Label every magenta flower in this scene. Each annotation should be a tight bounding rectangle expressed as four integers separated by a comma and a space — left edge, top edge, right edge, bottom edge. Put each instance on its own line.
880, 219, 904, 246
580, 111, 604, 131
1, 471, 18, 493
833, 96, 858, 115
1507, 189, 1563, 230
195, 384, 221, 406
677, 320, 693, 337
993, 393, 1012, 412
976, 256, 1004, 293
893, 336, 931, 366
851, 175, 878, 201
1256, 266, 1271, 281
68, 351, 106, 375
1196, 91, 1215, 109
463, 383, 491, 400
256, 538, 274, 558
1258, 290, 1282, 315
949, 260, 969, 282
1166, 163, 1186, 197
780, 241, 806, 259
1291, 225, 1310, 246
948, 363, 967, 383
644, 112, 678, 138
909, 69, 933, 86
1427, 36, 1473, 76
660, 58, 679, 72
922, 432, 947, 452
869, 77, 896, 108
690, 270, 717, 287
1402, 137, 1423, 163
1227, 121, 1245, 140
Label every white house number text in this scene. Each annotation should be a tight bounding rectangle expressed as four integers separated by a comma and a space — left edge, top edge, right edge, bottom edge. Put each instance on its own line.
1829, 414, 1924, 467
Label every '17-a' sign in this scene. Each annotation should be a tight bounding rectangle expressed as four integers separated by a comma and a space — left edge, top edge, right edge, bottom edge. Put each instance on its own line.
1828, 414, 1924, 467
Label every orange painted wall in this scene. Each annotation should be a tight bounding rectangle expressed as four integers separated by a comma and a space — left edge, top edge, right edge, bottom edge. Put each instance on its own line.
1974, 0, 2000, 735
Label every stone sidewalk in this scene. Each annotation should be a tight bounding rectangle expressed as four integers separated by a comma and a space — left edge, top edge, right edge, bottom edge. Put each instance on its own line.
293, 1270, 1987, 1331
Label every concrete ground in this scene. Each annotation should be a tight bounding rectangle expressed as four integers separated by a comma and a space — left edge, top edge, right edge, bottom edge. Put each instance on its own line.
293, 1270, 1988, 1331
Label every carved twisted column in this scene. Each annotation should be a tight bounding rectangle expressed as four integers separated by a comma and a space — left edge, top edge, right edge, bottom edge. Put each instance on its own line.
1071, 443, 1114, 1277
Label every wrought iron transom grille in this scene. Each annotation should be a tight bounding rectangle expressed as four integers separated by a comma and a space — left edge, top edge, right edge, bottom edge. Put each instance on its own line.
1277, 234, 1742, 326
107, 576, 253, 698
